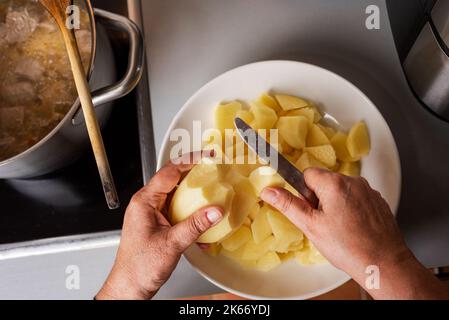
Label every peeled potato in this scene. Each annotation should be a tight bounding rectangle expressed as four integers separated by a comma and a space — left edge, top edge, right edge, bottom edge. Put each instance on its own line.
277, 116, 309, 149
185, 163, 223, 188
221, 226, 252, 252
259, 93, 282, 113
215, 101, 242, 132
347, 121, 371, 158
250, 102, 278, 130
339, 161, 361, 177
251, 206, 272, 244
304, 145, 337, 168
249, 166, 285, 195
169, 181, 235, 243
307, 124, 330, 147
275, 94, 309, 111
256, 251, 281, 272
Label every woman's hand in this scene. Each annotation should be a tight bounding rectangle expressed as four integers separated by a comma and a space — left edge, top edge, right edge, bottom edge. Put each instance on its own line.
96, 155, 223, 300
261, 168, 449, 300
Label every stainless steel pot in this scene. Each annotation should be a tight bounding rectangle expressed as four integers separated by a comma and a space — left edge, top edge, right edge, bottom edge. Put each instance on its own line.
0, 1, 144, 179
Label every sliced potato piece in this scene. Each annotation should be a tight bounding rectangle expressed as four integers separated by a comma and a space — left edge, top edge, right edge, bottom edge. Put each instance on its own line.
304, 145, 337, 168
256, 251, 281, 272
295, 152, 327, 172
295, 239, 327, 265
215, 101, 242, 133
241, 236, 276, 261
279, 251, 296, 262
250, 102, 278, 130
338, 161, 361, 177
249, 166, 285, 195
275, 94, 309, 111
266, 206, 303, 251
221, 245, 246, 261
318, 124, 336, 140
286, 108, 315, 125
228, 178, 258, 227
259, 93, 282, 113
308, 104, 323, 123
277, 116, 309, 149
331, 132, 360, 162
221, 226, 252, 252
307, 124, 330, 147
347, 121, 371, 158
251, 206, 272, 244
248, 203, 260, 221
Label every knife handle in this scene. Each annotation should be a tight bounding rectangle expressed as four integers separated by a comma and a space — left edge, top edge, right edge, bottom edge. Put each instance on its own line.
289, 169, 320, 209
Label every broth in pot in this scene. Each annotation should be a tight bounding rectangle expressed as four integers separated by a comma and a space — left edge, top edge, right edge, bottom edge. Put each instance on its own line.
0, 0, 92, 162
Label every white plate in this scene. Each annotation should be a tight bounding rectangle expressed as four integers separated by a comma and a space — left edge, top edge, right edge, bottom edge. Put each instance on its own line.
158, 60, 401, 300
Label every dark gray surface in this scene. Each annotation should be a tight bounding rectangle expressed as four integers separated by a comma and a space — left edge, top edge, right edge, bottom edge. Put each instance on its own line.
143, 0, 449, 279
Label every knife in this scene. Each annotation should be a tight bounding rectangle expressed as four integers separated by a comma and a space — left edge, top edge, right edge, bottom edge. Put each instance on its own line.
234, 117, 319, 209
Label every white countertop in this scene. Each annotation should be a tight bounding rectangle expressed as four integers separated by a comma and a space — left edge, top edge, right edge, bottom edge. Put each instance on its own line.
1, 0, 448, 300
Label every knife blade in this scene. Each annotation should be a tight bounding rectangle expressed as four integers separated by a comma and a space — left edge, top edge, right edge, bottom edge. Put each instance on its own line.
234, 117, 319, 209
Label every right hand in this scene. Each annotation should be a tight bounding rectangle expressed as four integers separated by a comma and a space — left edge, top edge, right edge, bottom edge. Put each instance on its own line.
261, 168, 449, 299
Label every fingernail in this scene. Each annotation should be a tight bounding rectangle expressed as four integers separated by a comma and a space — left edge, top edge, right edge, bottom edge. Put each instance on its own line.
262, 188, 279, 202
206, 209, 222, 224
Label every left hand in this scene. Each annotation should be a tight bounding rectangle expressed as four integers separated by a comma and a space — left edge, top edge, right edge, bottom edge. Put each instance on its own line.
96, 155, 223, 300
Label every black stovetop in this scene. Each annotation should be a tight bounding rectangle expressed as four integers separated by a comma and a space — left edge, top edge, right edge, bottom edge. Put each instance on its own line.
0, 0, 150, 245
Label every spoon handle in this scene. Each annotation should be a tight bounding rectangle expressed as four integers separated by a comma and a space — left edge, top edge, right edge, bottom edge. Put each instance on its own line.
61, 27, 120, 210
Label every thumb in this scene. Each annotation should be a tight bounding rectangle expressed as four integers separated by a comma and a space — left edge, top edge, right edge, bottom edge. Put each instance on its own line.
261, 187, 314, 232
168, 206, 223, 252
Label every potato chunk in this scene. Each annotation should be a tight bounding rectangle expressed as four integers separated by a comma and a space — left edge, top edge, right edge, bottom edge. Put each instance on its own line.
296, 153, 327, 172
241, 236, 276, 260
331, 132, 360, 162
304, 145, 337, 168
277, 116, 309, 149
215, 101, 242, 132
275, 94, 309, 111
259, 93, 282, 113
256, 251, 281, 272
347, 121, 371, 158
250, 102, 278, 130
307, 124, 330, 147
266, 206, 303, 252
221, 226, 252, 252
251, 206, 272, 244
338, 161, 361, 177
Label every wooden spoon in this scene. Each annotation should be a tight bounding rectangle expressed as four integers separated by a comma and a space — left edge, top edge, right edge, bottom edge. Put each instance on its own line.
39, 0, 120, 209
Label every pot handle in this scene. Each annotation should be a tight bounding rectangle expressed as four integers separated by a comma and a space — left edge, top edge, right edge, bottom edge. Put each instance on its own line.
72, 8, 145, 125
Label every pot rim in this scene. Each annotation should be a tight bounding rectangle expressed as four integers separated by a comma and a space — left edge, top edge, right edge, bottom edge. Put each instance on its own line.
0, 0, 98, 169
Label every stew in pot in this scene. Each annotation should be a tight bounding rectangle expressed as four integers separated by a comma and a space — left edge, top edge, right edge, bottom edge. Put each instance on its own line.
0, 0, 92, 162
